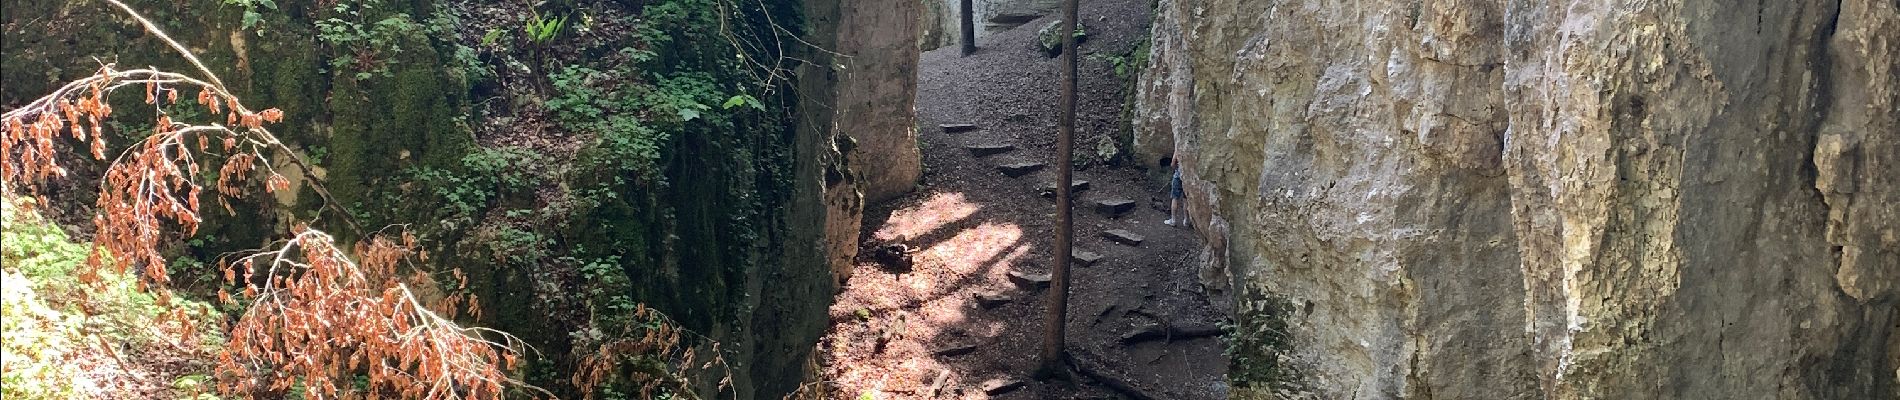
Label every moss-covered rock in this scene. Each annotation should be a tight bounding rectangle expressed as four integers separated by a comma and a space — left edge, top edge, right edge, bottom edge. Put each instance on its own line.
1037, 19, 1087, 57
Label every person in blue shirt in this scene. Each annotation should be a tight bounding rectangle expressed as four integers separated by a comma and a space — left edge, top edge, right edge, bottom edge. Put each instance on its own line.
1164, 155, 1185, 227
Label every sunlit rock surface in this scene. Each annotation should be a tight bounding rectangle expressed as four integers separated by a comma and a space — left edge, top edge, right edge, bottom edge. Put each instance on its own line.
1136, 0, 1898, 397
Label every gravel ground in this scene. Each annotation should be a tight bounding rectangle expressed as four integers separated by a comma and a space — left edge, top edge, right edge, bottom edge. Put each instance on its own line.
818, 0, 1228, 398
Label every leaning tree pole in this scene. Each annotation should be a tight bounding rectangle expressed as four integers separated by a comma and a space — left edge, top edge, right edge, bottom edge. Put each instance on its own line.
1038, 0, 1080, 377
959, 0, 977, 56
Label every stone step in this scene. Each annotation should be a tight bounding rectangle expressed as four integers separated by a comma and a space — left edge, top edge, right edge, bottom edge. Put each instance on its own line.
1102, 229, 1145, 246
941, 123, 979, 133
1094, 199, 1137, 217
924, 370, 952, 397
973, 290, 1013, 309
1071, 250, 1103, 267
980, 378, 1026, 395
1007, 270, 1052, 289
966, 144, 1015, 157
997, 162, 1045, 177
1038, 180, 1091, 198
934, 343, 978, 357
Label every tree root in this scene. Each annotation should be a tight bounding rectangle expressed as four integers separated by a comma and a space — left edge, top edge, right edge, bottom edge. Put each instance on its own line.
1066, 351, 1166, 400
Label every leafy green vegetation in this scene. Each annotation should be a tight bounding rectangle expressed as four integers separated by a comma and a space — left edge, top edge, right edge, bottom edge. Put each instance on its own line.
722, 94, 764, 110
549, 64, 755, 185
315, 1, 426, 79
1222, 291, 1302, 393
406, 146, 542, 230
523, 8, 568, 45
220, 0, 277, 31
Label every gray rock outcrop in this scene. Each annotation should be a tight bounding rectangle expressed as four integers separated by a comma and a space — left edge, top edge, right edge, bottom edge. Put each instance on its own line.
1136, 0, 1898, 398
833, 1, 924, 205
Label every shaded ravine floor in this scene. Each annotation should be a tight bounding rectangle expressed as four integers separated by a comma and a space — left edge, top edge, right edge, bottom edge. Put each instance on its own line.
815, 1, 1228, 398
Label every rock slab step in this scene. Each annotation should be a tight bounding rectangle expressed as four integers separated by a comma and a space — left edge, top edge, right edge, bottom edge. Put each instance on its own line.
980, 378, 1025, 395
1007, 270, 1052, 289
1095, 199, 1137, 217
934, 344, 978, 357
997, 162, 1045, 177
1102, 229, 1145, 246
966, 144, 1015, 157
925, 369, 951, 397
973, 290, 1013, 308
1072, 250, 1103, 267
941, 123, 979, 133
1038, 180, 1091, 197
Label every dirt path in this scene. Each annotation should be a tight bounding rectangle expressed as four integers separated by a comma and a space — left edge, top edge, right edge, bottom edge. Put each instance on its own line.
817, 1, 1228, 398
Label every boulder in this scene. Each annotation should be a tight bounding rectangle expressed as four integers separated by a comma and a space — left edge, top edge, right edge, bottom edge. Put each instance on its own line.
1036, 20, 1087, 57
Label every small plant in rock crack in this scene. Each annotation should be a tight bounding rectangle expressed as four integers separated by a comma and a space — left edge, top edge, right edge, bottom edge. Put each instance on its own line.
1221, 293, 1301, 391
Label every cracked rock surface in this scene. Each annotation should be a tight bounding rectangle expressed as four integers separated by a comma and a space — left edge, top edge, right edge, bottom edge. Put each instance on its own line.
1138, 0, 1898, 398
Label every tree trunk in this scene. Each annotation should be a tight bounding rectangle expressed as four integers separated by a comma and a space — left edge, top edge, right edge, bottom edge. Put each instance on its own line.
958, 0, 976, 56
1037, 0, 1080, 377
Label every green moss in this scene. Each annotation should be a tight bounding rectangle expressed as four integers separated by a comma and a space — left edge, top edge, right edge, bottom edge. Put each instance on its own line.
1037, 19, 1089, 56
324, 31, 474, 228
2, 198, 224, 398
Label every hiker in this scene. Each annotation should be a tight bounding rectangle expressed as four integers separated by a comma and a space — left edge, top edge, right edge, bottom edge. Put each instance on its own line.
1164, 154, 1185, 227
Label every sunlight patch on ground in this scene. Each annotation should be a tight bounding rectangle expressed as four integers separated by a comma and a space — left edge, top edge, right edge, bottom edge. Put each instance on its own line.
910, 221, 1026, 293
822, 190, 1038, 399
871, 192, 980, 242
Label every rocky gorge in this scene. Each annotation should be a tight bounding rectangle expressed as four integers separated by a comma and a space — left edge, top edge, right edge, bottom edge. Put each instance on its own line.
2, 0, 1894, 398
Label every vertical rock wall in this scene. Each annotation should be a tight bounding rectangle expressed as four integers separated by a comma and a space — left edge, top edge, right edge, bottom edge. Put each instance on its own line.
1138, 0, 1898, 398
1504, 0, 1898, 397
801, 0, 923, 289
838, 1, 924, 205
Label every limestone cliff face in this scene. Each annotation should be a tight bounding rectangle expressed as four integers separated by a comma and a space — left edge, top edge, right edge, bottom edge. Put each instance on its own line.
838, 1, 924, 205
1136, 0, 1898, 398
801, 0, 923, 289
